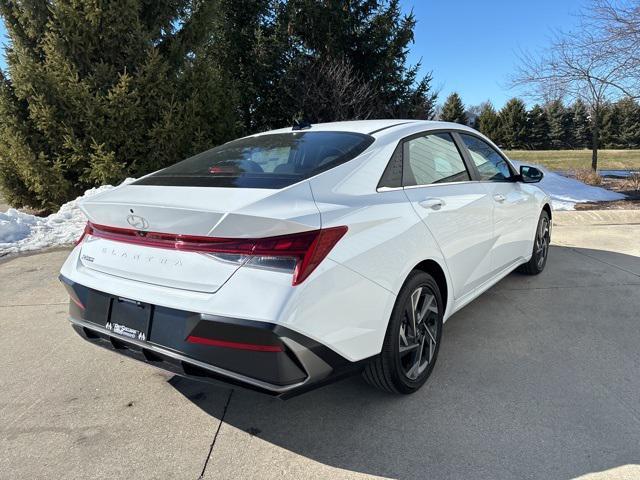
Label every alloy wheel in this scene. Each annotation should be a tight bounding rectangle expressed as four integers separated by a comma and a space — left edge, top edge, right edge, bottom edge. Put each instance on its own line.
398, 286, 439, 380
535, 216, 550, 269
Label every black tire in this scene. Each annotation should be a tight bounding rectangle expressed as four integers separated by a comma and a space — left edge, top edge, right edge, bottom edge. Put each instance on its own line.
363, 270, 443, 394
519, 209, 551, 275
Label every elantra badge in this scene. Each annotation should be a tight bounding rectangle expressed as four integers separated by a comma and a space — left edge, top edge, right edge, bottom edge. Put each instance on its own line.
126, 214, 149, 230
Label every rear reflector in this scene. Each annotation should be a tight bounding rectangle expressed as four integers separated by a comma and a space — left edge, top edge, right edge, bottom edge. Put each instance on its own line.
80, 222, 347, 285
186, 335, 283, 352
69, 295, 85, 310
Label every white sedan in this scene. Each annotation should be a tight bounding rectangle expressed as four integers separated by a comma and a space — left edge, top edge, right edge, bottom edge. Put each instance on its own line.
60, 120, 551, 397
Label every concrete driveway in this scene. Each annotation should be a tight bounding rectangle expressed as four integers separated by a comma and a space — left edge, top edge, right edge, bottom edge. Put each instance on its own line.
1, 211, 639, 480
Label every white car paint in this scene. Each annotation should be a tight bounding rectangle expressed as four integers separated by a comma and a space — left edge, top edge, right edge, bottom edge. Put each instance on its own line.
60, 120, 551, 363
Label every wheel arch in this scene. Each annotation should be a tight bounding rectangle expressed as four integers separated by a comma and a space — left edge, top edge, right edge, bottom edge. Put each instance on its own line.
542, 202, 552, 220
412, 259, 449, 318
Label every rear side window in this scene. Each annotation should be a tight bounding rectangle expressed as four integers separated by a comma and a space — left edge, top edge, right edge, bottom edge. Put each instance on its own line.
403, 133, 470, 186
135, 132, 374, 188
459, 134, 512, 181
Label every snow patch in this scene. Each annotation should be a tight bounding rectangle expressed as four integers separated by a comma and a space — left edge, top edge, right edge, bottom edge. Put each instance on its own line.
0, 179, 135, 257
510, 161, 626, 211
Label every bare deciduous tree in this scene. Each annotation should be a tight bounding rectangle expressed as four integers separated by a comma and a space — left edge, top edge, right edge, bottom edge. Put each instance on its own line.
582, 0, 640, 96
512, 1, 640, 170
511, 35, 624, 170
292, 57, 375, 123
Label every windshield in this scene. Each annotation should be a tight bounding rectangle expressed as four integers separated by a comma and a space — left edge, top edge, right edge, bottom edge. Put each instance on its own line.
134, 131, 374, 188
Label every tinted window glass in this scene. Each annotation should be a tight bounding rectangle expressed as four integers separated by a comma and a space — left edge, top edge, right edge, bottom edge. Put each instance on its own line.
377, 143, 403, 189
135, 132, 374, 188
459, 134, 512, 181
403, 133, 470, 186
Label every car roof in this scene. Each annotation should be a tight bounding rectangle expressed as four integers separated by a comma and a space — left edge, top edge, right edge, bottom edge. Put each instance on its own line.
255, 119, 481, 140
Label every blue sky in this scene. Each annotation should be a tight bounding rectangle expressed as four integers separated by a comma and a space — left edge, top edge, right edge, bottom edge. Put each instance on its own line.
401, 0, 586, 108
0, 1, 586, 109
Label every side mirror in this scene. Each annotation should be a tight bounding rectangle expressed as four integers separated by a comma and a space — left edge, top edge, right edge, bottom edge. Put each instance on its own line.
519, 165, 544, 183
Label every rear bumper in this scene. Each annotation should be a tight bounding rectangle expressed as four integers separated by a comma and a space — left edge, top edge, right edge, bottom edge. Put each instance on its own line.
61, 276, 368, 398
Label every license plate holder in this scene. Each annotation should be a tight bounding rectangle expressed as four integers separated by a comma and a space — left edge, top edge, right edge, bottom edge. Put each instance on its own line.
106, 297, 152, 342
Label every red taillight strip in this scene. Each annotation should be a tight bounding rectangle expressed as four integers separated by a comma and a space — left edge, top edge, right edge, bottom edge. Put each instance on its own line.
186, 335, 283, 352
81, 221, 347, 285
83, 222, 256, 253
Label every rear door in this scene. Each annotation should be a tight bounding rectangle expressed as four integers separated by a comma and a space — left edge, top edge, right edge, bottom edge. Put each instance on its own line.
457, 133, 537, 273
400, 131, 495, 299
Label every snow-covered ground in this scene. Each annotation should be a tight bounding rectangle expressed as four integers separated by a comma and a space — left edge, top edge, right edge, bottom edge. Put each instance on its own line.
0, 180, 133, 257
510, 160, 626, 211
0, 165, 627, 256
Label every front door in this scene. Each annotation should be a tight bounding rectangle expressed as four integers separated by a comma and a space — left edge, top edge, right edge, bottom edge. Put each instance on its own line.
457, 133, 535, 273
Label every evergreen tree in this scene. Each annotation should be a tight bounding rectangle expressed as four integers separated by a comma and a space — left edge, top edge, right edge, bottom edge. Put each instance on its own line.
440, 92, 468, 125
600, 102, 622, 148
617, 97, 640, 148
209, 0, 438, 131
206, 0, 290, 132
546, 100, 571, 149
499, 98, 528, 149
286, 0, 437, 120
0, 1, 240, 210
477, 101, 501, 143
526, 104, 550, 150
571, 99, 592, 148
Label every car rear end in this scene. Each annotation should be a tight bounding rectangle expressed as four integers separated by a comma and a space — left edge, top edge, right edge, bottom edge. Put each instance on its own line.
59, 129, 390, 397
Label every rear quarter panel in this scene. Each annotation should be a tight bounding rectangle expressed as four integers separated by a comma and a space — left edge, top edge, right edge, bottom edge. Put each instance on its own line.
308, 141, 456, 322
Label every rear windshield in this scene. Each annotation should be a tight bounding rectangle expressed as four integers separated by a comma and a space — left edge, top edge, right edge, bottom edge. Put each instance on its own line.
134, 131, 374, 188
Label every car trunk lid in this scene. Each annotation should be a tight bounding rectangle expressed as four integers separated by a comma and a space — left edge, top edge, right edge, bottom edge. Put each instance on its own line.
77, 183, 320, 293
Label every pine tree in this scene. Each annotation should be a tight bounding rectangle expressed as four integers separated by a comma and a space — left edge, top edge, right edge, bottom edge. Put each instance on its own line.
600, 102, 622, 148
477, 101, 501, 143
526, 104, 550, 150
287, 0, 437, 120
440, 93, 468, 125
499, 98, 528, 149
0, 1, 240, 210
546, 100, 571, 149
617, 97, 640, 148
571, 99, 592, 149
209, 0, 438, 131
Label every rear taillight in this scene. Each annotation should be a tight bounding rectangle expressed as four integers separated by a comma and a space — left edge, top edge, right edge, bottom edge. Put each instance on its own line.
81, 222, 347, 285
75, 223, 92, 246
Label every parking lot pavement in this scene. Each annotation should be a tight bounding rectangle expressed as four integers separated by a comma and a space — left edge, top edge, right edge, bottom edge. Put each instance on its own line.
1, 214, 639, 480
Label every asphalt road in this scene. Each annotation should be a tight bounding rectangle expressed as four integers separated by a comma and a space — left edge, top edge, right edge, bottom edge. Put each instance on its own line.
1, 211, 639, 480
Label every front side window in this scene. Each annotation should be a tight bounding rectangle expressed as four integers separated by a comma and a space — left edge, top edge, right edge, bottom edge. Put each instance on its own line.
135, 131, 374, 189
403, 133, 470, 187
459, 134, 512, 181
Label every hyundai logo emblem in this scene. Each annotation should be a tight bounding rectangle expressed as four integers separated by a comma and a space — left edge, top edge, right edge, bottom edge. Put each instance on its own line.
126, 214, 149, 230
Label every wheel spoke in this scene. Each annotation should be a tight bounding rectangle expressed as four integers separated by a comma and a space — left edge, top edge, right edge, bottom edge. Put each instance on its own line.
416, 336, 425, 374
417, 294, 437, 323
406, 336, 425, 379
399, 324, 409, 347
399, 342, 420, 356
424, 322, 437, 345
410, 288, 421, 334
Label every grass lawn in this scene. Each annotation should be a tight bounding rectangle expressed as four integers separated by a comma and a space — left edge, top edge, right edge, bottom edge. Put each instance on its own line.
503, 149, 640, 171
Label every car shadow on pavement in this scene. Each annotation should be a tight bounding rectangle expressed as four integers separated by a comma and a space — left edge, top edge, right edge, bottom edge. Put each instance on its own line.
171, 246, 640, 479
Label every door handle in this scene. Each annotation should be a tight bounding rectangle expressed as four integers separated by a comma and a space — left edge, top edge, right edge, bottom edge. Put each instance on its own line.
419, 198, 444, 210
493, 194, 506, 203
